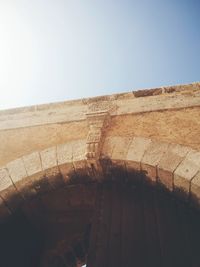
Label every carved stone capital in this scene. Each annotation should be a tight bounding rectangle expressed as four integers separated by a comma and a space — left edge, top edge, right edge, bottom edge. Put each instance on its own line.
85, 101, 116, 166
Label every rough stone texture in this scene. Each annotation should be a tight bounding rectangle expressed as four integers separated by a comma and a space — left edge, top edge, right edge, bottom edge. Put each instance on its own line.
15, 152, 47, 198
40, 146, 60, 188
23, 152, 42, 177
0, 121, 88, 168
111, 137, 132, 161
0, 82, 199, 212
7, 158, 27, 183
101, 137, 119, 158
141, 141, 169, 182
0, 82, 200, 168
107, 107, 200, 151
0, 168, 13, 191
174, 151, 200, 198
126, 137, 152, 171
72, 139, 89, 178
0, 168, 23, 211
57, 142, 73, 183
157, 144, 190, 191
40, 147, 57, 170
190, 171, 200, 207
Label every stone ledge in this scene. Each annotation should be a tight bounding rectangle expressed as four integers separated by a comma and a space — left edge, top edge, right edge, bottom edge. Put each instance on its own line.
0, 82, 199, 130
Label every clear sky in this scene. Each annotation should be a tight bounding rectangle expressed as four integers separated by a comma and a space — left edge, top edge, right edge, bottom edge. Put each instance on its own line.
0, 0, 199, 110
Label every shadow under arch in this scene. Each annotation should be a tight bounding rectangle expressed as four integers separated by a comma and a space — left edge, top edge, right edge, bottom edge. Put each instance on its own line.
0, 137, 200, 266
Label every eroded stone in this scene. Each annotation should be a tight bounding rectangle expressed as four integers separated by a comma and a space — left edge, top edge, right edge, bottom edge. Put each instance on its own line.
157, 144, 190, 191
126, 137, 152, 172
174, 150, 200, 199
141, 141, 169, 182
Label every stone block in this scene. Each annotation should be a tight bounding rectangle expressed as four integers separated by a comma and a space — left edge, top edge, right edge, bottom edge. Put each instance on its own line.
126, 137, 152, 172
111, 137, 132, 162
7, 158, 27, 184
40, 146, 60, 188
174, 150, 200, 199
57, 142, 74, 182
73, 139, 91, 180
21, 152, 45, 198
101, 136, 119, 158
40, 146, 57, 170
157, 144, 190, 191
23, 152, 42, 176
141, 141, 169, 182
0, 168, 23, 211
0, 168, 13, 191
101, 137, 123, 177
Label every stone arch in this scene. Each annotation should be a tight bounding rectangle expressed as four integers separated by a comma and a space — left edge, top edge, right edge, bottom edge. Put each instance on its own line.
1, 136, 200, 221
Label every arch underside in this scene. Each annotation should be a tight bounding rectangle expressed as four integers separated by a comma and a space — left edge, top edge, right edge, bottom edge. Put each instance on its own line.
0, 136, 200, 266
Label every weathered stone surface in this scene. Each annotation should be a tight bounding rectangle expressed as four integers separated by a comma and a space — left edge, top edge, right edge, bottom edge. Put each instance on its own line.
7, 158, 27, 183
157, 144, 190, 191
0, 168, 13, 191
174, 150, 200, 198
141, 141, 169, 182
0, 168, 23, 211
20, 152, 45, 198
101, 136, 119, 158
126, 137, 152, 171
23, 152, 42, 176
0, 82, 199, 216
190, 171, 200, 207
40, 146, 60, 188
57, 142, 73, 182
85, 107, 111, 168
0, 83, 200, 169
111, 137, 132, 162
40, 146, 57, 170
72, 139, 90, 179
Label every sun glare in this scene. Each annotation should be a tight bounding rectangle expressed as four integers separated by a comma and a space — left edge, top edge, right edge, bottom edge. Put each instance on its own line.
0, 2, 37, 109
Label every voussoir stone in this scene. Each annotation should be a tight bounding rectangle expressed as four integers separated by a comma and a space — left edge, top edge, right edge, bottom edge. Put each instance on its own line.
126, 137, 152, 171
57, 142, 74, 182
100, 137, 123, 176
0, 168, 13, 191
23, 152, 42, 176
0, 168, 22, 211
7, 158, 27, 184
101, 136, 120, 158
72, 139, 90, 178
40, 146, 61, 188
141, 141, 169, 182
174, 150, 200, 199
157, 144, 190, 191
21, 152, 46, 197
111, 137, 132, 162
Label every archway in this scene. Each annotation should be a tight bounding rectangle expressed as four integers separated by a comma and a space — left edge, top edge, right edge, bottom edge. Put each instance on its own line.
0, 136, 200, 266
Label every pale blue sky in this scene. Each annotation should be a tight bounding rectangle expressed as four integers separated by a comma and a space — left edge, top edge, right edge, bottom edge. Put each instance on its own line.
0, 0, 199, 109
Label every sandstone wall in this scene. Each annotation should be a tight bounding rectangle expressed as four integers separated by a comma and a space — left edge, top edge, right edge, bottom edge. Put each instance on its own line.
0, 82, 199, 167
